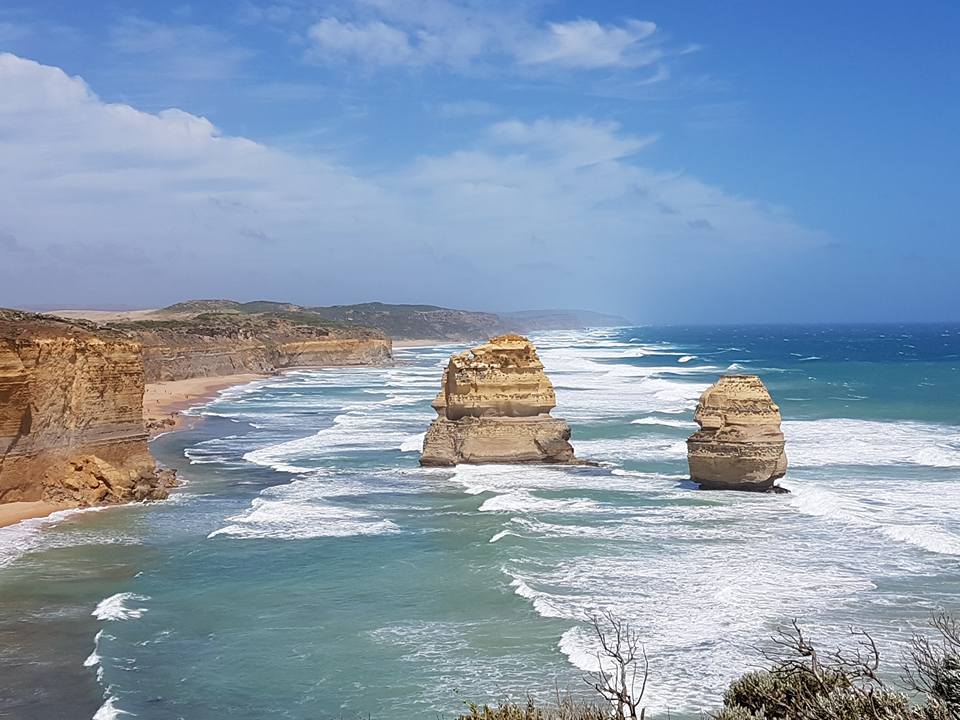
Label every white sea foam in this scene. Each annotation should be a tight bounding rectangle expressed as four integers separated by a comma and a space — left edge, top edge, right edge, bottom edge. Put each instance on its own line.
630, 416, 695, 429
478, 490, 603, 514
508, 525, 880, 711
93, 695, 131, 720
243, 414, 408, 471
678, 355, 696, 363
400, 432, 426, 452
84, 629, 104, 668
0, 505, 118, 569
450, 463, 672, 496
93, 593, 149, 621
883, 524, 960, 556
208, 472, 409, 540
785, 481, 960, 556
785, 418, 960, 468
574, 436, 688, 462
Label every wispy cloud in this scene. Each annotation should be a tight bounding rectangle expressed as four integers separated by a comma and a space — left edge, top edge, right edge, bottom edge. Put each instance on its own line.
109, 17, 253, 81
516, 19, 660, 69
299, 0, 683, 76
435, 100, 500, 118
0, 21, 30, 44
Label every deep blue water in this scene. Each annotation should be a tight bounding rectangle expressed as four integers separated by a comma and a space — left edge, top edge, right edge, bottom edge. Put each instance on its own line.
1, 325, 958, 719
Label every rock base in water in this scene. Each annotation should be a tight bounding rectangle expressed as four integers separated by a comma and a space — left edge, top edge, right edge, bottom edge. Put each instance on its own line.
420, 416, 575, 466
420, 334, 578, 466
687, 374, 788, 491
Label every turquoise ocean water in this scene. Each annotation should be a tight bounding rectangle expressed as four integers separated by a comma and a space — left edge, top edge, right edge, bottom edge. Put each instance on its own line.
1, 326, 958, 719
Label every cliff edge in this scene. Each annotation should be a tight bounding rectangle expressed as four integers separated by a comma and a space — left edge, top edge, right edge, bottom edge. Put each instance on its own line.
0, 310, 175, 506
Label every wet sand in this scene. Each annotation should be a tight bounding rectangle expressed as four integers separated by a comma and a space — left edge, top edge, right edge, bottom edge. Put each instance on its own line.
0, 501, 67, 529
144, 374, 266, 434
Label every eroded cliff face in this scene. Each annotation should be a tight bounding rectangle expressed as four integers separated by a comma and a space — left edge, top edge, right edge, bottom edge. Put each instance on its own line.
129, 318, 392, 382
0, 311, 174, 505
421, 335, 576, 466
432, 334, 557, 420
686, 374, 788, 491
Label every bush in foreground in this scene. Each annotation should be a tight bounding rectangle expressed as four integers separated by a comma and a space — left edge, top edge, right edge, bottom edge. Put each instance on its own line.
460, 613, 960, 720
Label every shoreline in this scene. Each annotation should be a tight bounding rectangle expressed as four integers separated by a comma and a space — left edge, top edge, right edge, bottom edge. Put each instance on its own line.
394, 338, 459, 348
0, 373, 266, 531
144, 373, 267, 435
1, 349, 443, 531
0, 501, 70, 530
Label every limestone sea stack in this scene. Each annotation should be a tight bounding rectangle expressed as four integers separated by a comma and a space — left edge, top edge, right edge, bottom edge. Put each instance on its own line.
686, 375, 787, 491
420, 334, 576, 466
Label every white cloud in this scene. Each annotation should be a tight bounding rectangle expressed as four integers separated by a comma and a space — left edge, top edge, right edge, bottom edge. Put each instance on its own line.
518, 19, 659, 69
487, 118, 656, 167
303, 2, 676, 74
307, 18, 414, 66
0, 53, 824, 312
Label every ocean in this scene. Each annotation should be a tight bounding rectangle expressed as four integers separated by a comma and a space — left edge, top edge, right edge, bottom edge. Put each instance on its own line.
1, 325, 958, 719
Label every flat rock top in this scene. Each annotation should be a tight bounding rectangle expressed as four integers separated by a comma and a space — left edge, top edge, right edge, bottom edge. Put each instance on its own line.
449, 333, 544, 367
0, 309, 119, 342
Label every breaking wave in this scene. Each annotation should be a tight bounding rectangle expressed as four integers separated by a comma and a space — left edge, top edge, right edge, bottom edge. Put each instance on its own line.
92, 593, 149, 621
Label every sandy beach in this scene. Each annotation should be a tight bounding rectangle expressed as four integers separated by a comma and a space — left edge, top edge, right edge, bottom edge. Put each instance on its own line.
144, 374, 266, 434
0, 501, 68, 529
393, 339, 449, 348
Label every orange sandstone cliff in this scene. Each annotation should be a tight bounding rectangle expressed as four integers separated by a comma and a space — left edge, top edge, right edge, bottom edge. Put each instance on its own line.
0, 310, 175, 506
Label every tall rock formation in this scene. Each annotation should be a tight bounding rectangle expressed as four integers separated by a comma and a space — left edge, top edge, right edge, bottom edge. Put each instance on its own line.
420, 334, 576, 466
686, 375, 788, 491
0, 311, 175, 506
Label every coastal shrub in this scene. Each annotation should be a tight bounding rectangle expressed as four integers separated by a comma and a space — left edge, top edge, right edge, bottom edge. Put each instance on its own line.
715, 617, 960, 720
464, 614, 960, 720
461, 696, 610, 720
716, 668, 919, 719
905, 613, 960, 716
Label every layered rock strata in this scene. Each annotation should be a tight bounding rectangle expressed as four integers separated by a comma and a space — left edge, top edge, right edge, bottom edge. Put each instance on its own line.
0, 311, 175, 506
420, 334, 576, 466
686, 374, 788, 491
126, 318, 392, 382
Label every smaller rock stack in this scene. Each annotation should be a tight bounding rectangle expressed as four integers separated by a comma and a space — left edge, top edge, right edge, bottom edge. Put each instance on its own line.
686, 375, 787, 491
420, 334, 576, 466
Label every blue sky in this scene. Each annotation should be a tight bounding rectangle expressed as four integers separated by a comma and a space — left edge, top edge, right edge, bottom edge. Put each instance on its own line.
0, 1, 957, 321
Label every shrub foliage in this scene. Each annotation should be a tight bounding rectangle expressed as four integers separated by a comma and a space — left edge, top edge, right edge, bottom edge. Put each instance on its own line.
460, 613, 960, 720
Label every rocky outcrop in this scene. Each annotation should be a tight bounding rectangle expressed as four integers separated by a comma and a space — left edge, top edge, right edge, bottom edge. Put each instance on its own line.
420, 335, 576, 466
686, 375, 788, 491
0, 310, 175, 506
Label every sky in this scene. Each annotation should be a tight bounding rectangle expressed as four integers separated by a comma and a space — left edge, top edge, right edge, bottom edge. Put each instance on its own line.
0, 1, 957, 323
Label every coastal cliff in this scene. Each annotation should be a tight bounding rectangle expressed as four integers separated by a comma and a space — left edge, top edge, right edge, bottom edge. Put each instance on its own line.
0, 310, 174, 506
421, 335, 576, 465
108, 301, 392, 382
686, 374, 788, 491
